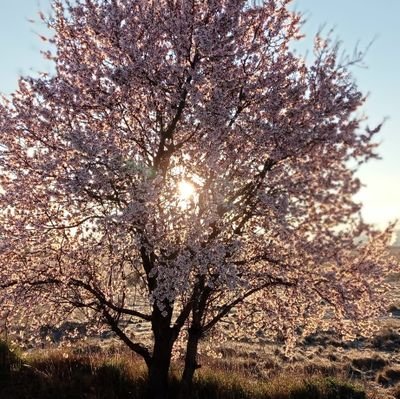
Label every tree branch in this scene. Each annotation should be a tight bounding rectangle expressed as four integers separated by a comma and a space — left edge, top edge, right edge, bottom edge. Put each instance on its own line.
70, 279, 152, 321
102, 306, 152, 367
203, 277, 295, 333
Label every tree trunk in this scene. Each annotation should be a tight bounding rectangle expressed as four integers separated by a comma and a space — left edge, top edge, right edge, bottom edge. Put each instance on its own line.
178, 279, 210, 398
147, 305, 175, 399
147, 339, 173, 399
179, 327, 201, 398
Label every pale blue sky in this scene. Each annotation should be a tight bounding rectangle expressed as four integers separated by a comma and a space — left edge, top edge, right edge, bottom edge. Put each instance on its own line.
0, 1, 399, 227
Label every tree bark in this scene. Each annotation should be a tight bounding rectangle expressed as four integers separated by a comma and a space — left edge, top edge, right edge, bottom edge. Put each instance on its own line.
178, 278, 210, 397
147, 331, 172, 399
147, 304, 175, 399
147, 338, 173, 399
179, 327, 201, 398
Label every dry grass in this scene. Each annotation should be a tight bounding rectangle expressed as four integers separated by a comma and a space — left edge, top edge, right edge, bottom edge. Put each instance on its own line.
0, 341, 367, 399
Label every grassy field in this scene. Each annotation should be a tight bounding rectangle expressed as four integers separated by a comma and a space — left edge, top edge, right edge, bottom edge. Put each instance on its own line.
1, 330, 399, 398
0, 343, 367, 399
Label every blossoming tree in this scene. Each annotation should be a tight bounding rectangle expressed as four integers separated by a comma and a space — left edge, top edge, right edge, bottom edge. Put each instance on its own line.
0, 0, 395, 398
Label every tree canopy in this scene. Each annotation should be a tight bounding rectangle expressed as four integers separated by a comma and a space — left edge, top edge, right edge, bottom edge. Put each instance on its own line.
0, 0, 396, 398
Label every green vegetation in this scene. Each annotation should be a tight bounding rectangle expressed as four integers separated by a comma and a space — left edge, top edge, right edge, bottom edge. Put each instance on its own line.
0, 342, 366, 399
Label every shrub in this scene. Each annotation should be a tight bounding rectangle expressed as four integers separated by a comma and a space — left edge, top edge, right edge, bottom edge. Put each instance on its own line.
377, 366, 400, 387
0, 339, 22, 379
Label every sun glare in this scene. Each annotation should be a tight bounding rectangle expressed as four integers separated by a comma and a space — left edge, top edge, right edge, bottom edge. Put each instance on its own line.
178, 180, 195, 201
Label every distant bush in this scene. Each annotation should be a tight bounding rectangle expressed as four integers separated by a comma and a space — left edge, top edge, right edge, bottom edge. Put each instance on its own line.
377, 366, 400, 387
351, 355, 387, 372
371, 329, 400, 352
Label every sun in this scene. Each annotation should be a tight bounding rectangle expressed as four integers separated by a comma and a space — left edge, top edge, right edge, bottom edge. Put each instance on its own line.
178, 180, 195, 201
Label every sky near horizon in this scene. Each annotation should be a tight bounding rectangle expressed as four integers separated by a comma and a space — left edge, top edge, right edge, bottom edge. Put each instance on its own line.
0, 0, 399, 228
